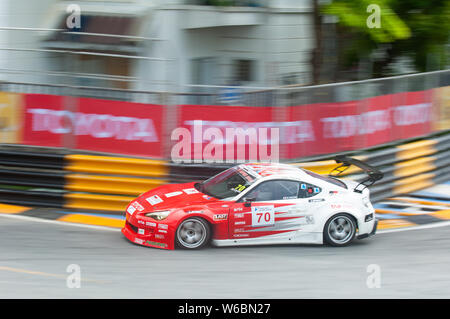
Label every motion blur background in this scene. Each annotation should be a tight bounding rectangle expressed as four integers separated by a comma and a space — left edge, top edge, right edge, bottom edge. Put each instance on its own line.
0, 0, 449, 160
1, 1, 450, 299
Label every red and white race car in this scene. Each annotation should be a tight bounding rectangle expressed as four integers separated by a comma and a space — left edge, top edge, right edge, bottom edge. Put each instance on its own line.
122, 156, 382, 250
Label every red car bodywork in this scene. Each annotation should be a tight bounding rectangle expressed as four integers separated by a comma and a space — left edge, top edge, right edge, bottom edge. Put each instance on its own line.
122, 181, 297, 250
122, 182, 228, 250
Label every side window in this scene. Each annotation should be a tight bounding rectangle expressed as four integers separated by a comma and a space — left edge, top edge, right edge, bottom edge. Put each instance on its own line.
298, 182, 322, 198
243, 180, 300, 202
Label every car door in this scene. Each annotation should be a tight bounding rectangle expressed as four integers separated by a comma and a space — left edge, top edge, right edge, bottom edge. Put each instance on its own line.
228, 179, 309, 239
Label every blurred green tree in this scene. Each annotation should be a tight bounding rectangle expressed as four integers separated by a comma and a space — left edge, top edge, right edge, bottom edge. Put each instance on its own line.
315, 0, 449, 82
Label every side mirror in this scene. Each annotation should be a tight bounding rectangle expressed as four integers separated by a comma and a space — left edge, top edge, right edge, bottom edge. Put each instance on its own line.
243, 195, 256, 207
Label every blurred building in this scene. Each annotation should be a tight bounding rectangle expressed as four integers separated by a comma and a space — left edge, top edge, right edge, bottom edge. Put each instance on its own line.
0, 0, 315, 99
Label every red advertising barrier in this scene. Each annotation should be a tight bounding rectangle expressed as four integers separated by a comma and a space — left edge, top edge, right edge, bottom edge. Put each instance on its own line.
174, 104, 280, 162
20, 90, 434, 160
177, 90, 434, 161
23, 94, 65, 148
23, 94, 164, 158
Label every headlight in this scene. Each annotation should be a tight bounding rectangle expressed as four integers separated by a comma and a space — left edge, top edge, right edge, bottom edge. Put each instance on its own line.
145, 210, 171, 221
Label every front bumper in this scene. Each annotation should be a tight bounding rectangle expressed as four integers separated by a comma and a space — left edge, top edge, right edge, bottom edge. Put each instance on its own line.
122, 216, 175, 250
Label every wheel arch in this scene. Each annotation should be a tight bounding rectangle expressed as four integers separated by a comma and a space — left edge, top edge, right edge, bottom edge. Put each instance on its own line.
173, 215, 214, 249
322, 211, 359, 233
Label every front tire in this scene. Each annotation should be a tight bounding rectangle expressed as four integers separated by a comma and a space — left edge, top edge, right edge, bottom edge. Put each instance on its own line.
323, 213, 357, 247
175, 217, 211, 249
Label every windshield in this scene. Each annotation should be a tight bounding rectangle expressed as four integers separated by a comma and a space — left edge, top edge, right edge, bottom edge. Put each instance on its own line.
198, 166, 259, 199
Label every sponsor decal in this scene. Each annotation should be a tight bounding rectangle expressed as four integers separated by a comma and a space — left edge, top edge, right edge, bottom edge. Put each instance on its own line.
146, 222, 156, 227
233, 207, 243, 212
138, 228, 145, 235
235, 213, 245, 218
235, 228, 246, 233
23, 95, 164, 158
155, 234, 165, 239
158, 230, 168, 234
331, 204, 342, 209
309, 198, 325, 203
203, 195, 212, 200
146, 241, 167, 248
298, 215, 315, 225
127, 205, 136, 215
251, 205, 275, 227
158, 224, 168, 229
131, 201, 144, 211
183, 119, 311, 145
234, 221, 246, 225
321, 110, 391, 138
183, 188, 199, 195
146, 195, 163, 205
233, 234, 249, 238
165, 191, 183, 198
137, 220, 145, 225
186, 210, 204, 214
27, 108, 159, 142
213, 214, 228, 221
134, 238, 144, 245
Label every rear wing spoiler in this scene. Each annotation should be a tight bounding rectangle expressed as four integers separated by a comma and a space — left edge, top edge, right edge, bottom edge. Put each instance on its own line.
330, 155, 383, 193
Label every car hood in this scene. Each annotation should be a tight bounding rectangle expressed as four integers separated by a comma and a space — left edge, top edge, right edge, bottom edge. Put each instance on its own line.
135, 182, 218, 212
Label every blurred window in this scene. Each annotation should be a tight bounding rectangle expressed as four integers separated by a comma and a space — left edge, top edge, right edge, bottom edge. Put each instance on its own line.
199, 165, 259, 199
234, 59, 254, 83
297, 182, 322, 198
46, 15, 141, 46
244, 180, 300, 202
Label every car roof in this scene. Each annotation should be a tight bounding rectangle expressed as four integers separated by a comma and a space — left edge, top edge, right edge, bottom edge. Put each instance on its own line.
240, 162, 309, 180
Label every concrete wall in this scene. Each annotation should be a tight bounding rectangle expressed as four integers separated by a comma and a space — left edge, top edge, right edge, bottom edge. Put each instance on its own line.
0, 0, 59, 85
0, 0, 315, 93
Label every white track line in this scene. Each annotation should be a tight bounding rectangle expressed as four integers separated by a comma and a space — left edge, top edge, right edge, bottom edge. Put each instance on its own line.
2, 211, 450, 236
0, 213, 121, 232
377, 220, 450, 234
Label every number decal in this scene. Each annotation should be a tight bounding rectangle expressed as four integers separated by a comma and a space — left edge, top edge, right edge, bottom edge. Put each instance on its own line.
234, 184, 246, 192
251, 206, 275, 227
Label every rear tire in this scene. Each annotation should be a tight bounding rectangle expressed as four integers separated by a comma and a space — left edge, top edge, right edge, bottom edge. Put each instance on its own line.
323, 213, 357, 247
175, 217, 211, 249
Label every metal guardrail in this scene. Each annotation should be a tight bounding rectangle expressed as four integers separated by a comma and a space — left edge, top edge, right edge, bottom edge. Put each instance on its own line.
2, 69, 448, 105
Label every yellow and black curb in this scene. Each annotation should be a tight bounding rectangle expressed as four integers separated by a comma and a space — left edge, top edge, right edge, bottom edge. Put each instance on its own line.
0, 202, 125, 228
0, 131, 449, 213
1, 179, 449, 231
0, 151, 169, 212
374, 181, 450, 230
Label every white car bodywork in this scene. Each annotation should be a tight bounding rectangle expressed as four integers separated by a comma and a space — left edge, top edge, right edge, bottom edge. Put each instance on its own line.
211, 163, 377, 247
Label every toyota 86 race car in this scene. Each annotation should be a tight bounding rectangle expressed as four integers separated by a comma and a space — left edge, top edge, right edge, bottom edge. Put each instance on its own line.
122, 156, 383, 250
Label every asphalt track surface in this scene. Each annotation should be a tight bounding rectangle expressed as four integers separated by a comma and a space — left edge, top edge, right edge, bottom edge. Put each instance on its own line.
1, 214, 450, 299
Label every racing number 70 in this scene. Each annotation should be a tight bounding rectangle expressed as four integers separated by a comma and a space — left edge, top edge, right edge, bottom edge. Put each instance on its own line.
256, 212, 271, 223
251, 206, 275, 227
